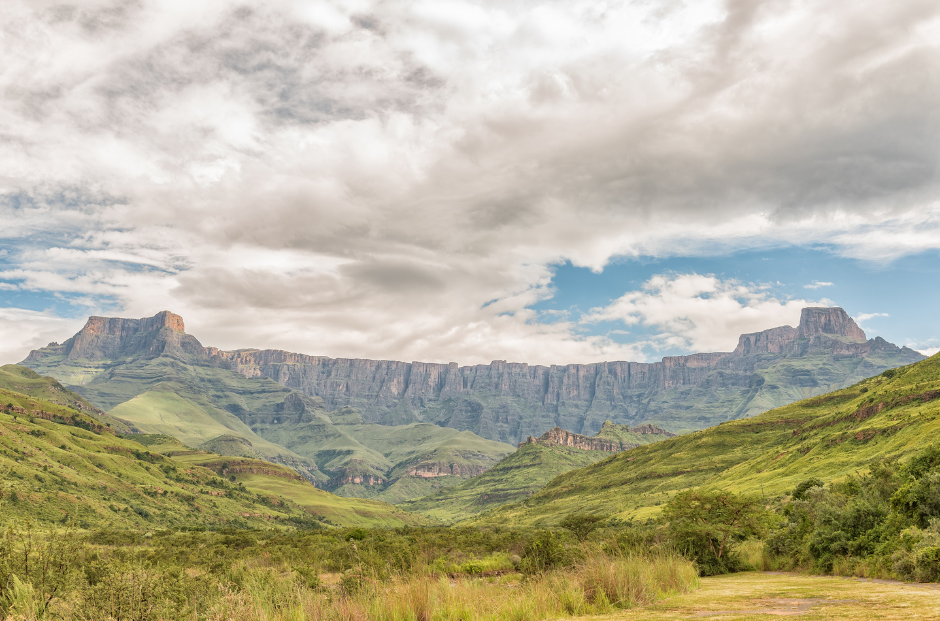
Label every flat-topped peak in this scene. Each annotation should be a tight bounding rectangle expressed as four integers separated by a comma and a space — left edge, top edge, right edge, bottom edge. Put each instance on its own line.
82, 310, 184, 335
24, 310, 198, 364
797, 307, 866, 341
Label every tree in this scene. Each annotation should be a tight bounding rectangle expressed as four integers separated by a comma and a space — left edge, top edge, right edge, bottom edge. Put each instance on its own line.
664, 489, 769, 575
559, 513, 607, 542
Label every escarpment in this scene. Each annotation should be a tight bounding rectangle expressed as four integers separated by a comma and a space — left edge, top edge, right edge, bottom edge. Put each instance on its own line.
205, 307, 923, 442
24, 307, 924, 445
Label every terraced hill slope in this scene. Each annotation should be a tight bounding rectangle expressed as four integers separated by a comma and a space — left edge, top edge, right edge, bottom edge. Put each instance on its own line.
0, 389, 424, 529
471, 354, 940, 526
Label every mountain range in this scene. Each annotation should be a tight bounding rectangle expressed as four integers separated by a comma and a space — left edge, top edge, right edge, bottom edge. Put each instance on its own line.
19, 307, 922, 506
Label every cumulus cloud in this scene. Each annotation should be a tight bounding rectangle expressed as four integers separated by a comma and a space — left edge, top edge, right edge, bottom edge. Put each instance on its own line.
804, 281, 834, 289
582, 273, 819, 353
0, 0, 938, 364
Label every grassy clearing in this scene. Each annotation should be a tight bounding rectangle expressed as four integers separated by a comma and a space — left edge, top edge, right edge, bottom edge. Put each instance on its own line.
637, 570, 940, 620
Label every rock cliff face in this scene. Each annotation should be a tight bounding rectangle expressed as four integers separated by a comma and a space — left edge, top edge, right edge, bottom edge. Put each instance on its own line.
210, 307, 922, 442
406, 462, 491, 478
27, 311, 200, 363
23, 307, 925, 446
797, 307, 866, 341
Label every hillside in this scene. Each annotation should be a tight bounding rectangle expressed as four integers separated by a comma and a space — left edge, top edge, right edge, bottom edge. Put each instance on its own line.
204, 307, 923, 440
470, 354, 940, 526
0, 389, 424, 529
131, 434, 426, 527
21, 313, 513, 499
0, 364, 133, 433
401, 422, 674, 522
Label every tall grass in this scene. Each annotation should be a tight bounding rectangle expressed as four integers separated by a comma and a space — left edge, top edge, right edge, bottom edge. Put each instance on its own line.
205, 552, 698, 621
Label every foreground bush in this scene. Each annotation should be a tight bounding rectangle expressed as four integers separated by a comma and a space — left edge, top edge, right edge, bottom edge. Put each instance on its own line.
0, 523, 697, 620
764, 444, 940, 581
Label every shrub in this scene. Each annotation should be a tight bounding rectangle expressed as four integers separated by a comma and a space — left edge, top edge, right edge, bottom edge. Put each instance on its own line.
792, 478, 824, 501
520, 530, 578, 575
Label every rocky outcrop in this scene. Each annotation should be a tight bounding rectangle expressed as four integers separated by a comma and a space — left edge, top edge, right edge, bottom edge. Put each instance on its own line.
26, 311, 201, 363
406, 462, 491, 478
520, 427, 623, 451
629, 424, 676, 437
797, 307, 866, 341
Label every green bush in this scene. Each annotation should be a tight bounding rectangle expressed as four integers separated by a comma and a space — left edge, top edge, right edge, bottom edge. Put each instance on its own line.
520, 530, 578, 574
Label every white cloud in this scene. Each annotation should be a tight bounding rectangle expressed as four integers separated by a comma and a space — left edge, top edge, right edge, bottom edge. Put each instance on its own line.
855, 312, 889, 323
0, 308, 83, 366
0, 0, 938, 364
918, 347, 940, 357
582, 273, 820, 354
804, 281, 834, 289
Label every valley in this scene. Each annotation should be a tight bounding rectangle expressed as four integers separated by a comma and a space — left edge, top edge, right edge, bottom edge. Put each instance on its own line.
2, 309, 939, 620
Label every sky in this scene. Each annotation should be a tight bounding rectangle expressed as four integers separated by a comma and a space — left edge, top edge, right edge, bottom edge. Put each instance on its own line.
0, 0, 939, 366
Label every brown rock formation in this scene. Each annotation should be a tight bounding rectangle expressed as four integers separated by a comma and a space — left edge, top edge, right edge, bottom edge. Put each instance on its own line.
26, 310, 198, 362
520, 427, 624, 452
733, 326, 799, 356
405, 462, 491, 478
797, 307, 866, 341
630, 423, 676, 436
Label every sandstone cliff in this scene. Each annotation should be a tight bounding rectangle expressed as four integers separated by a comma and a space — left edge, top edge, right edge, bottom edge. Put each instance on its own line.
205, 307, 921, 442
23, 307, 925, 446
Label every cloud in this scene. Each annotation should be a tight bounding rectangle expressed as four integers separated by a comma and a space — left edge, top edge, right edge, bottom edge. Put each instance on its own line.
0, 0, 938, 364
0, 308, 82, 365
918, 347, 940, 357
804, 281, 834, 289
855, 312, 889, 323
582, 273, 820, 353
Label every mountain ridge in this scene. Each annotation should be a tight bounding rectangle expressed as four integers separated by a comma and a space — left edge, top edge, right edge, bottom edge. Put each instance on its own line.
23, 307, 924, 444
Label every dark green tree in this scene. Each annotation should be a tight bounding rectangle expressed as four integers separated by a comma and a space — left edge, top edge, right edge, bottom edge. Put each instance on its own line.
664, 489, 769, 575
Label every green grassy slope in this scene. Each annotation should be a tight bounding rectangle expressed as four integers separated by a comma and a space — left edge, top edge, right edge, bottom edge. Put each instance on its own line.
0, 388, 426, 529
254, 409, 515, 502
161, 450, 427, 528
400, 442, 613, 522
0, 364, 133, 433
23, 352, 327, 481
471, 354, 940, 526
